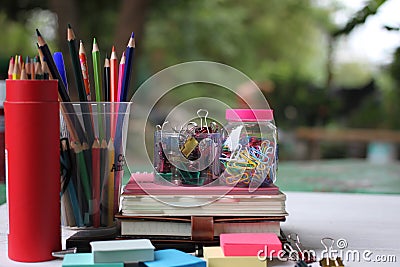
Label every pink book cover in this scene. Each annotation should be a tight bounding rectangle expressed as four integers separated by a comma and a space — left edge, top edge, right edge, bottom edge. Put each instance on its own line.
220, 233, 282, 257
123, 173, 279, 196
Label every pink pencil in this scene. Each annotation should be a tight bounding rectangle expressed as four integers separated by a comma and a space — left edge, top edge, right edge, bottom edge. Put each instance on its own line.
117, 51, 126, 102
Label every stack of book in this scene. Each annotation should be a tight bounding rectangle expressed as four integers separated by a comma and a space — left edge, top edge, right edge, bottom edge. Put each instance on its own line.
117, 173, 287, 252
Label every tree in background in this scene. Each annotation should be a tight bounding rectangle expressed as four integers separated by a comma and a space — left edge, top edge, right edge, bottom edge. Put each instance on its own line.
1, 0, 398, 131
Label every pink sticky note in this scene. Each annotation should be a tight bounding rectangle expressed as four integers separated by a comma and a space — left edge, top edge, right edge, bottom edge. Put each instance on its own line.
220, 233, 282, 257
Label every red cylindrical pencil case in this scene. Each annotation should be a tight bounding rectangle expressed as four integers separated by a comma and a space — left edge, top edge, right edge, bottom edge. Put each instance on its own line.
5, 80, 61, 262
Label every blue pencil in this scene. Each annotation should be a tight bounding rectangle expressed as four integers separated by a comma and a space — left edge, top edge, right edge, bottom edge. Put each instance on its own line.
53, 52, 68, 92
120, 32, 135, 102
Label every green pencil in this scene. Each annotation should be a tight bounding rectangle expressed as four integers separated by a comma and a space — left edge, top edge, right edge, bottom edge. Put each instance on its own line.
92, 38, 102, 102
92, 38, 104, 140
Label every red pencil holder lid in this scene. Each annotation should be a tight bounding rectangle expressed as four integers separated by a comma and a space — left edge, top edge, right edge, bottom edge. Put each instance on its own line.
5, 80, 58, 102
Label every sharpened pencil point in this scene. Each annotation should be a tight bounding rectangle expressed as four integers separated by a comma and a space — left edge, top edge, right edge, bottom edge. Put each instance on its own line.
112, 46, 115, 52
68, 23, 72, 29
36, 29, 41, 36
93, 38, 97, 44
131, 32, 135, 38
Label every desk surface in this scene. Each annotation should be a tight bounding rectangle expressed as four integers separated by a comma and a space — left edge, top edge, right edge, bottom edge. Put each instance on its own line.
1, 192, 399, 267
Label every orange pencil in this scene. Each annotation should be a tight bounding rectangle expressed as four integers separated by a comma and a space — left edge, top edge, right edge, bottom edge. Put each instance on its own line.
20, 63, 27, 80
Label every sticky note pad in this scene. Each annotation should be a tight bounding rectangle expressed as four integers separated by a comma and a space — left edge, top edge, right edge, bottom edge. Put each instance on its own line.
62, 253, 123, 267
203, 247, 267, 267
141, 249, 205, 267
220, 233, 281, 257
90, 239, 155, 263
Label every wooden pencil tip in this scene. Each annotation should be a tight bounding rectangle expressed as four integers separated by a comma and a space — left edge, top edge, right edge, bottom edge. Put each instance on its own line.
68, 23, 72, 29
112, 46, 115, 52
36, 29, 41, 36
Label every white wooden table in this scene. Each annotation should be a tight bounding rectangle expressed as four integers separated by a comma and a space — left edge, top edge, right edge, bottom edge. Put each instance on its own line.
1, 192, 399, 266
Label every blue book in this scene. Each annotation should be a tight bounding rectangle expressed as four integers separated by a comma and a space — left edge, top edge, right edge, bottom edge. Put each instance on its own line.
141, 249, 205, 267
62, 253, 123, 267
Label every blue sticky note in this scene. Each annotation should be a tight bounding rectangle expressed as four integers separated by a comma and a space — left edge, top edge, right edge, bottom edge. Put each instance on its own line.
142, 249, 205, 267
62, 253, 123, 267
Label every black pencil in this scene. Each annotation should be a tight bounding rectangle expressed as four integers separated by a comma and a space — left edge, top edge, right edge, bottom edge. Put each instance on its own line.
67, 25, 95, 145
37, 29, 88, 143
104, 56, 111, 141
25, 56, 31, 79
36, 29, 70, 102
67, 24, 87, 102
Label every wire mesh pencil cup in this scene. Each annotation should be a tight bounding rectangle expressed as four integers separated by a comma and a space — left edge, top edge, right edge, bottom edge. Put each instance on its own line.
60, 102, 131, 228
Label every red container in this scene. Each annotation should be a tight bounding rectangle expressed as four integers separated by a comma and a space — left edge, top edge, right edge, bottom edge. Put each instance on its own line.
5, 80, 61, 262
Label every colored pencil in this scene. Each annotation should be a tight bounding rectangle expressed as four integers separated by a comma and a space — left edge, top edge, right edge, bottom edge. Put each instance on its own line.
100, 138, 108, 226
92, 38, 102, 102
42, 57, 50, 80
12, 56, 20, 80
79, 41, 91, 101
103, 56, 110, 102
8, 56, 14, 79
67, 24, 87, 102
20, 63, 27, 80
34, 60, 43, 80
91, 139, 101, 227
72, 142, 91, 225
25, 56, 31, 79
120, 32, 135, 102
36, 29, 70, 102
110, 46, 118, 103
53, 52, 68, 91
110, 47, 118, 139
68, 25, 95, 145
104, 56, 111, 141
107, 139, 115, 226
117, 52, 125, 103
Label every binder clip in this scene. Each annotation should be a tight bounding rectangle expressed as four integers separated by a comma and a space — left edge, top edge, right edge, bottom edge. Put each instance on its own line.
180, 122, 199, 159
196, 109, 210, 133
319, 237, 345, 267
287, 233, 316, 263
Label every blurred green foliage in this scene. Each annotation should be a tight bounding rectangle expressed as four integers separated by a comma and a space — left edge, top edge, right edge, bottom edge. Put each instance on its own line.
1, 0, 399, 132
142, 0, 331, 85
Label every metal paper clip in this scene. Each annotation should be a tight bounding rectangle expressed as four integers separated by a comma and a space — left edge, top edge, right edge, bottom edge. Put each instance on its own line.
226, 172, 250, 185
